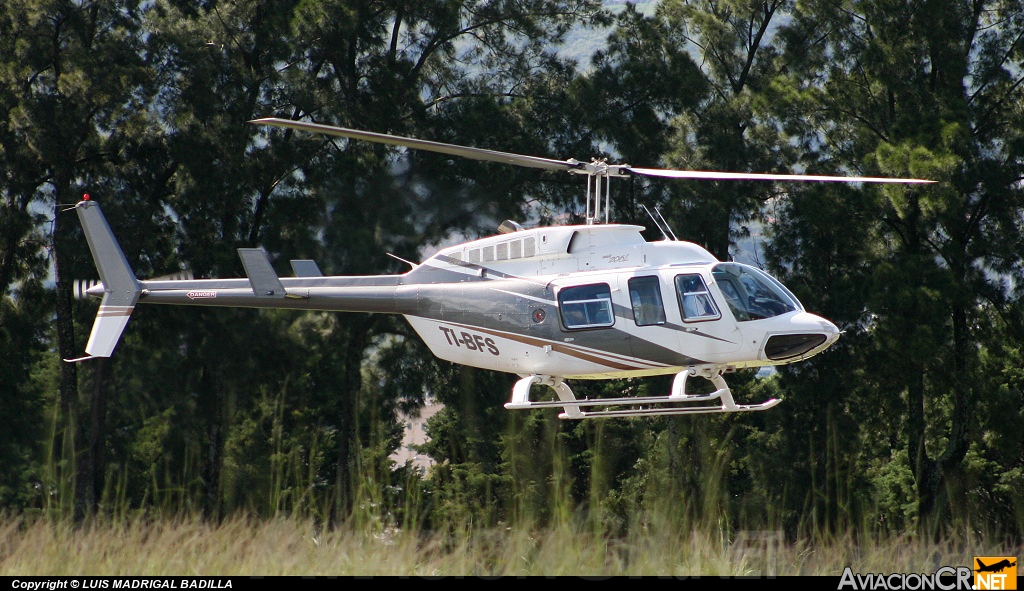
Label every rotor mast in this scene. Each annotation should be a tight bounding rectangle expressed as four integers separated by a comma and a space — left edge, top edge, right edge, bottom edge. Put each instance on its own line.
573, 161, 630, 225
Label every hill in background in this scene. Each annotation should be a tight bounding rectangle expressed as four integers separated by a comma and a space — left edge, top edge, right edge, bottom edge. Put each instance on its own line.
559, 0, 659, 68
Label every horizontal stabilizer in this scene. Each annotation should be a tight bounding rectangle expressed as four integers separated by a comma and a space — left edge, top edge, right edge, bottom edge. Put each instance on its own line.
152, 270, 194, 281
290, 259, 323, 277
238, 248, 285, 297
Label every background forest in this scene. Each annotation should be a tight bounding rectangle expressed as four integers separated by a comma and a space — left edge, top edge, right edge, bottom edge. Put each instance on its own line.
1, 0, 1024, 546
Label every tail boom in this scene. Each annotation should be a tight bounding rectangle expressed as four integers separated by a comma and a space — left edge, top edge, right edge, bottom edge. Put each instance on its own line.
135, 281, 411, 314
68, 198, 418, 361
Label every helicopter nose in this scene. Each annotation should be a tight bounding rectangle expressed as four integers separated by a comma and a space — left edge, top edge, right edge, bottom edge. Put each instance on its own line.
762, 312, 841, 362
810, 313, 841, 348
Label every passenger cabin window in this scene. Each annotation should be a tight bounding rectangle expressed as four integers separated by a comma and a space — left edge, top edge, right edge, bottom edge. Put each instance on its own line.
675, 274, 721, 322
559, 284, 614, 329
628, 276, 666, 326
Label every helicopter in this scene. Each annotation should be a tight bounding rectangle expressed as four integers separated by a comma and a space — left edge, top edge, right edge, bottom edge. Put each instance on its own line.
67, 118, 935, 418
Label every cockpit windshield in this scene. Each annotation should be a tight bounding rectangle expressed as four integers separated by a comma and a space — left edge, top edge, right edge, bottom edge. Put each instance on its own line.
711, 263, 802, 321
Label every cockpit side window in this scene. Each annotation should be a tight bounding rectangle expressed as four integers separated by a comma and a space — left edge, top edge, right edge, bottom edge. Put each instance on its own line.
558, 283, 615, 329
675, 274, 721, 322
715, 275, 751, 321
711, 263, 800, 321
628, 276, 666, 326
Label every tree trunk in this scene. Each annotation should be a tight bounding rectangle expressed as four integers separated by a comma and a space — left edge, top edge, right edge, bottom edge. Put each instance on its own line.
52, 192, 88, 519
905, 362, 941, 524
332, 315, 374, 522
936, 301, 973, 522
79, 358, 110, 515
199, 365, 224, 520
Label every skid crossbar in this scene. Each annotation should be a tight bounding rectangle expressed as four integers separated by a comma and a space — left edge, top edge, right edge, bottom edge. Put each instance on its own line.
505, 369, 780, 419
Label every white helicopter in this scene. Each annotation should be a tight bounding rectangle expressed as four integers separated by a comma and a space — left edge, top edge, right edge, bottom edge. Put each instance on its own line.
68, 119, 934, 418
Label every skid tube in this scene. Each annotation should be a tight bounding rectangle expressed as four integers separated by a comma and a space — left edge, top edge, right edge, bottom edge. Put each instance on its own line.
504, 368, 780, 419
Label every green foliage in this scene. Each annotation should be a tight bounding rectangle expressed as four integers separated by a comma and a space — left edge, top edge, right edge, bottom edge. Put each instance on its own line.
657, 0, 794, 259
763, 0, 1024, 537
0, 287, 48, 511
0, 0, 1022, 548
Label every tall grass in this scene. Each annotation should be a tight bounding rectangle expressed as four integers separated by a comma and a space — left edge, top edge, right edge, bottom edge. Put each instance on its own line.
0, 513, 1018, 576
11, 425, 1024, 575
25, 384, 1022, 576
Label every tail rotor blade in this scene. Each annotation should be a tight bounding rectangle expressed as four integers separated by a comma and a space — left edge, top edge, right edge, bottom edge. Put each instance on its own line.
74, 279, 102, 300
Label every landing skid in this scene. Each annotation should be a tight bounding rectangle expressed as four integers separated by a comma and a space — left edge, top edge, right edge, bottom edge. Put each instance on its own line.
504, 369, 780, 419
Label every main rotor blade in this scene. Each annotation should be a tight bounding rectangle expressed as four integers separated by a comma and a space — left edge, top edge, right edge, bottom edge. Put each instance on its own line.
625, 166, 936, 184
251, 118, 578, 173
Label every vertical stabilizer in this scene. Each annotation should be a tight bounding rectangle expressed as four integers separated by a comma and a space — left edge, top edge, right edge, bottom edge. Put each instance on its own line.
65, 199, 141, 361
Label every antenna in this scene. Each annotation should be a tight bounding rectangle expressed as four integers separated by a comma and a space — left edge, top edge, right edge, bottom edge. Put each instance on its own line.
386, 252, 419, 270
641, 204, 670, 240
641, 204, 679, 241
655, 207, 678, 241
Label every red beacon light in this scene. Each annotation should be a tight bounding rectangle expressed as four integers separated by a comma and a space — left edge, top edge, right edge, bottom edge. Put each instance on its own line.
82, 193, 90, 201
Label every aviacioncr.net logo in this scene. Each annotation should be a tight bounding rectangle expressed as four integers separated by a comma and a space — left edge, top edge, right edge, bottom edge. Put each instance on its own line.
973, 557, 1017, 590
838, 567, 973, 590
